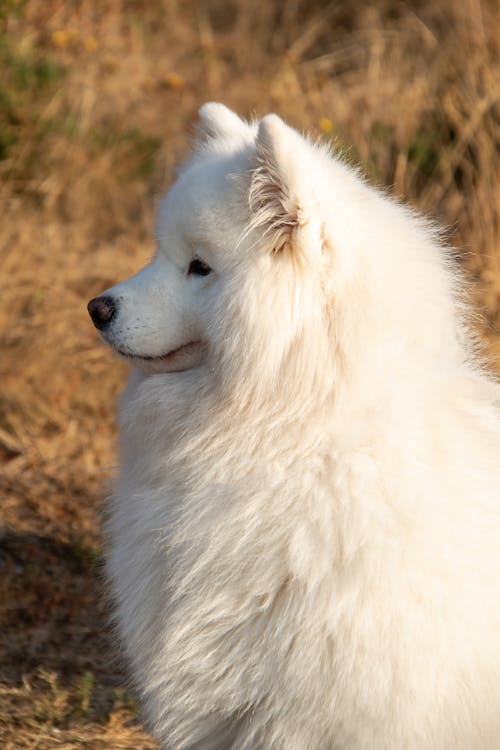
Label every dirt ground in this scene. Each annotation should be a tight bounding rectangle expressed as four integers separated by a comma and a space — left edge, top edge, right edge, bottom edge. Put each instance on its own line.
1, 1, 499, 747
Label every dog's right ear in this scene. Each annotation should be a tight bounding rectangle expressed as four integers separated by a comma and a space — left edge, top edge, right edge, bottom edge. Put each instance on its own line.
249, 114, 324, 262
198, 102, 250, 141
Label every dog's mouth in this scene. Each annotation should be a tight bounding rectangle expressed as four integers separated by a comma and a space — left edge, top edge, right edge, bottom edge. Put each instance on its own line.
115, 341, 206, 374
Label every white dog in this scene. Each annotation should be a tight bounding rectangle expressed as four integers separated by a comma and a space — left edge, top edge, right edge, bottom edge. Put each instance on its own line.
88, 103, 500, 749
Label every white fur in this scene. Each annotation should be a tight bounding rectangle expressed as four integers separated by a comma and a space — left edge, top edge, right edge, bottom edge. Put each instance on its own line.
100, 103, 500, 749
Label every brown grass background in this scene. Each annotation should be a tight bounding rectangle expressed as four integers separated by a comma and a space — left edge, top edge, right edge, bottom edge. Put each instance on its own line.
1, 1, 499, 747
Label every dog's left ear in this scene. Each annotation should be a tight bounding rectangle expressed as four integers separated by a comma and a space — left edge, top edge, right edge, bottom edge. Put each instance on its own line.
249, 115, 322, 258
198, 102, 250, 141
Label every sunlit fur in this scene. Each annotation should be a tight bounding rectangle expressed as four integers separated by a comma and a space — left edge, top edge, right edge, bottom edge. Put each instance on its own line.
104, 103, 500, 749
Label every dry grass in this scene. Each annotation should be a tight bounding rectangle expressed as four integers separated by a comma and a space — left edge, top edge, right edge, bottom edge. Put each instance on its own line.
0, 0, 499, 746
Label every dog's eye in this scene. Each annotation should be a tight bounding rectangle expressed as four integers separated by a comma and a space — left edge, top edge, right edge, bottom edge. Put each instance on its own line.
187, 258, 212, 277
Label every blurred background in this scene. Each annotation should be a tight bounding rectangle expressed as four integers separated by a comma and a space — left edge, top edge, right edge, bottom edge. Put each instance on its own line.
0, 1, 499, 747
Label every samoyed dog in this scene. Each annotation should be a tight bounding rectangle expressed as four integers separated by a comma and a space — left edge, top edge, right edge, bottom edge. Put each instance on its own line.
88, 103, 500, 749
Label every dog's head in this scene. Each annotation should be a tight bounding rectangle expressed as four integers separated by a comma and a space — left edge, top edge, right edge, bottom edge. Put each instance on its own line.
88, 103, 463, 398
88, 104, 337, 382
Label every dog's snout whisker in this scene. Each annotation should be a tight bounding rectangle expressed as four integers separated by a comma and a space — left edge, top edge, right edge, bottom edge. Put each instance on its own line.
87, 295, 117, 330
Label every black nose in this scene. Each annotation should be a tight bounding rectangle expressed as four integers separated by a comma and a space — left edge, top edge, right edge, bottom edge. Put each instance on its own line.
87, 295, 117, 330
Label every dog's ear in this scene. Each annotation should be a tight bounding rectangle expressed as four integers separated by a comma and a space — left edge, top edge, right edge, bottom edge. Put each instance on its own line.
198, 102, 250, 141
249, 114, 322, 259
